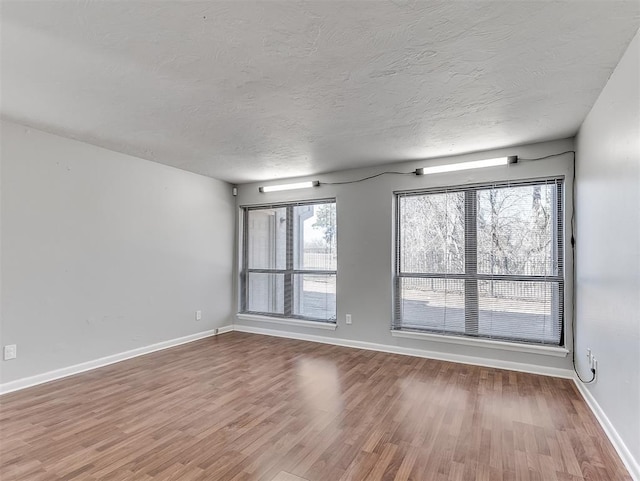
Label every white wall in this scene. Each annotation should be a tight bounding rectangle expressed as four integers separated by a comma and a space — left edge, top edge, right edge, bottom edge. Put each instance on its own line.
575, 30, 640, 473
234, 138, 575, 376
0, 121, 234, 384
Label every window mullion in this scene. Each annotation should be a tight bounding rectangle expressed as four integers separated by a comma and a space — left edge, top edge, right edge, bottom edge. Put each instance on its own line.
241, 208, 249, 313
464, 190, 479, 335
394, 196, 402, 330
553, 181, 563, 344
284, 205, 294, 317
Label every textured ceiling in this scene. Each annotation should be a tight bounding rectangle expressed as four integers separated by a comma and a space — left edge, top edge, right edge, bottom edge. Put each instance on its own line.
1, 1, 639, 183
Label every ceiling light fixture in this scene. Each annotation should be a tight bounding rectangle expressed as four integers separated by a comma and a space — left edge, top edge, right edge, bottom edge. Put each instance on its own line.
415, 156, 518, 175
258, 180, 320, 193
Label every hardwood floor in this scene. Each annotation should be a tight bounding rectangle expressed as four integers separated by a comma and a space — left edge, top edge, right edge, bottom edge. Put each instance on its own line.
0, 332, 630, 480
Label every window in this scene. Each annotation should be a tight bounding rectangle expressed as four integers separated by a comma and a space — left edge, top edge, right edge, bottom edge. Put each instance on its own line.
395, 178, 564, 345
241, 200, 337, 322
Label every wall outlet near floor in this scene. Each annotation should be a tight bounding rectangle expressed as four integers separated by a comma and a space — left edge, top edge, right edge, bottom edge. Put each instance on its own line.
4, 344, 17, 361
195, 310, 202, 321
587, 349, 597, 369
345, 314, 352, 325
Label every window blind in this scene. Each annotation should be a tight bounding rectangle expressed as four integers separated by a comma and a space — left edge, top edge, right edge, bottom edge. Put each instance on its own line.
394, 178, 564, 345
241, 199, 337, 322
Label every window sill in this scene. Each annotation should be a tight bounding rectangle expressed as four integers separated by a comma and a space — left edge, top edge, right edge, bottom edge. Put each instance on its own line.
390, 330, 569, 357
236, 313, 338, 330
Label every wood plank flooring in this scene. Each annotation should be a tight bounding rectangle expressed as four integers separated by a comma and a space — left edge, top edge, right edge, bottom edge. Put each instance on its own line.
0, 332, 631, 480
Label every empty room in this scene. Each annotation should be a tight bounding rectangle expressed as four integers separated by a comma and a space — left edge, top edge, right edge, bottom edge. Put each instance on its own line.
1, 1, 639, 480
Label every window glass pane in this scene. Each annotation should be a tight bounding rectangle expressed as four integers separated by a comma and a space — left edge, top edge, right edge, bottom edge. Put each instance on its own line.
243, 201, 337, 322
399, 278, 465, 333
247, 207, 286, 270
294, 203, 337, 271
247, 272, 284, 314
293, 274, 336, 321
478, 280, 561, 344
395, 179, 563, 346
400, 193, 465, 274
477, 184, 556, 276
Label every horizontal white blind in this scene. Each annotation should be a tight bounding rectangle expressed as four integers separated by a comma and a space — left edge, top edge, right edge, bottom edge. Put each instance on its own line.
395, 178, 564, 345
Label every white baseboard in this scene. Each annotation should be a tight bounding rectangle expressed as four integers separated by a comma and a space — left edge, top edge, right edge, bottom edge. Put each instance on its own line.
0, 326, 233, 395
232, 324, 574, 379
0, 323, 571, 396
573, 378, 639, 481
217, 325, 234, 335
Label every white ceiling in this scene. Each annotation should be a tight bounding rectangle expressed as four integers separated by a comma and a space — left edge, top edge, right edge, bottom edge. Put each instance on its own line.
1, 1, 639, 184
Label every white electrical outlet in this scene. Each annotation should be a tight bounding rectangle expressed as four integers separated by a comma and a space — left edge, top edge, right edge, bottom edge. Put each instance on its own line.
4, 344, 17, 361
587, 348, 592, 362
345, 314, 352, 325
195, 310, 202, 321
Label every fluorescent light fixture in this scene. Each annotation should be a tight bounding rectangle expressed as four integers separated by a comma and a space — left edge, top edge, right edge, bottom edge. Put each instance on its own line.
259, 180, 320, 193
415, 156, 517, 175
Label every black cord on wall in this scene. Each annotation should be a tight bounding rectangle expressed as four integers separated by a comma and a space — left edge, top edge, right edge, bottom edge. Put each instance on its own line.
566, 151, 596, 384
319, 171, 414, 185
521, 150, 594, 382
517, 150, 576, 162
